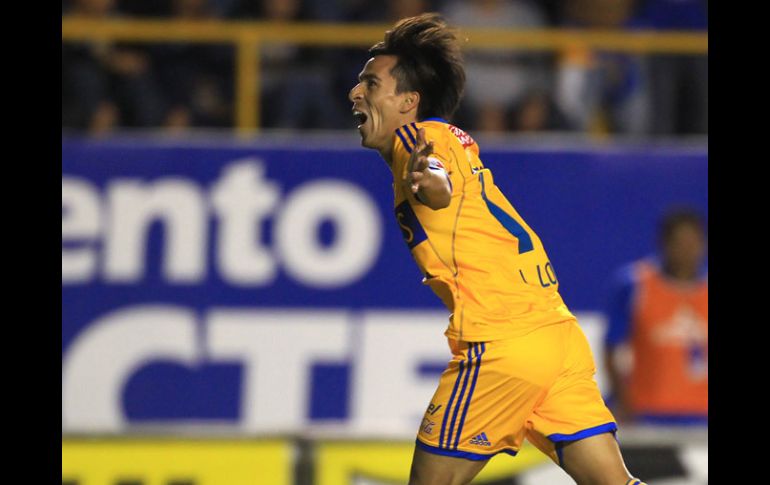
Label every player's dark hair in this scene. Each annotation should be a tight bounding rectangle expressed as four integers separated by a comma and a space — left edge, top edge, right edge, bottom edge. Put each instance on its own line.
659, 207, 706, 245
369, 13, 465, 121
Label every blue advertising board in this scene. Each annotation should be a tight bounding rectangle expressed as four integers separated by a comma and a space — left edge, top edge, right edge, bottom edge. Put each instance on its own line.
61, 136, 707, 434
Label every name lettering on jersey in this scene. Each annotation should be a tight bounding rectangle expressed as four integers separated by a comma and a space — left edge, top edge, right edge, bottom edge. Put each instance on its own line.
520, 261, 558, 288
394, 200, 428, 250
447, 124, 476, 148
536, 262, 558, 288
544, 262, 558, 285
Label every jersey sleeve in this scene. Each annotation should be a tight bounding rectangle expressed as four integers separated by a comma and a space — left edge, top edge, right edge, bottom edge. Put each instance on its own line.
604, 264, 637, 349
392, 125, 414, 169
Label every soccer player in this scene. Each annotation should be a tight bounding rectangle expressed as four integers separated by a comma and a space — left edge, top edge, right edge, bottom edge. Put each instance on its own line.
349, 13, 647, 485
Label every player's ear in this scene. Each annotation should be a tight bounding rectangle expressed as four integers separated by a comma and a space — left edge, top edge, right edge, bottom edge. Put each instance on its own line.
400, 91, 420, 114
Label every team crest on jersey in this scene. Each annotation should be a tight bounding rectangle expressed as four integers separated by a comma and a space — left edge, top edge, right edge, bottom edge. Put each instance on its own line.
447, 124, 476, 148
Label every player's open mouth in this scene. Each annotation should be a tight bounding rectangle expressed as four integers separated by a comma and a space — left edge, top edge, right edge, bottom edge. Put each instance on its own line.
353, 110, 368, 128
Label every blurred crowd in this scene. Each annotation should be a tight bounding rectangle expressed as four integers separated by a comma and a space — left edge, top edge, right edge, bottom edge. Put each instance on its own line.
62, 0, 707, 136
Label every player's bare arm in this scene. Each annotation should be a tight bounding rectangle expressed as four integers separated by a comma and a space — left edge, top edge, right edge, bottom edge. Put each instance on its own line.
406, 128, 451, 210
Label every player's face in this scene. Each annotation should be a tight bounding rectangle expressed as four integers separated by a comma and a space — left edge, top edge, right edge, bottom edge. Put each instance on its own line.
349, 55, 414, 153
664, 224, 706, 276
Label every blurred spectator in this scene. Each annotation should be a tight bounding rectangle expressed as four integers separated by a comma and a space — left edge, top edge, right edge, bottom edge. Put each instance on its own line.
229, 0, 348, 129
116, 0, 171, 17
507, 89, 568, 132
442, 0, 556, 132
62, 0, 168, 134
554, 0, 651, 135
151, 0, 235, 130
633, 0, 708, 135
537, 0, 563, 25
62, 0, 706, 134
348, 0, 433, 22
604, 208, 708, 425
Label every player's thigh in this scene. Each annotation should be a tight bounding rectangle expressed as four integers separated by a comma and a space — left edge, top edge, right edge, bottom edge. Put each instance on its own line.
409, 445, 488, 485
560, 432, 632, 485
524, 321, 619, 465
416, 338, 559, 458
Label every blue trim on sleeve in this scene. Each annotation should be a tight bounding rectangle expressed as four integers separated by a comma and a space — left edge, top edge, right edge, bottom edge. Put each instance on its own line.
548, 422, 618, 443
395, 128, 413, 153
394, 200, 428, 249
404, 124, 418, 146
605, 264, 637, 348
415, 439, 517, 461
479, 172, 534, 253
410, 122, 421, 140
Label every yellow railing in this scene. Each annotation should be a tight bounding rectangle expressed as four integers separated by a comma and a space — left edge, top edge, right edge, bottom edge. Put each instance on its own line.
61, 18, 708, 135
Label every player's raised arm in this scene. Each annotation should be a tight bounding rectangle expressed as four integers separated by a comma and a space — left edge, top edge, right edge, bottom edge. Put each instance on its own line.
405, 128, 451, 210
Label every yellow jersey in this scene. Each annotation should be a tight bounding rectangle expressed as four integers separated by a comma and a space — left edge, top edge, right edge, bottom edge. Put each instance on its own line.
391, 118, 576, 341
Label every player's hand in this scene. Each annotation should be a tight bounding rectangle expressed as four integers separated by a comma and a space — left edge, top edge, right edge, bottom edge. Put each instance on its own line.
405, 128, 434, 194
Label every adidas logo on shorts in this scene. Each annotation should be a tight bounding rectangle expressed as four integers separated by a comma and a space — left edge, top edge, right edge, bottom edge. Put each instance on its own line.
469, 432, 492, 447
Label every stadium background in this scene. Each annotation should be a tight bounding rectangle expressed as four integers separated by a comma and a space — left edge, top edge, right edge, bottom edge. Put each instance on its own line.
62, 0, 707, 484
